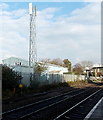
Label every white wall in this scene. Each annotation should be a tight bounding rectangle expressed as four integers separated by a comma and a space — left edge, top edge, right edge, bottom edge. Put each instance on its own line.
12, 65, 85, 86
20, 73, 85, 86
63, 74, 85, 82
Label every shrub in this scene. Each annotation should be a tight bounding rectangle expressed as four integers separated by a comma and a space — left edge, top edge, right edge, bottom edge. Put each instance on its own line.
2, 65, 20, 90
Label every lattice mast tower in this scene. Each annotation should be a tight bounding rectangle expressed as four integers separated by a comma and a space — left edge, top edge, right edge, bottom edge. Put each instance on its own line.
29, 3, 37, 67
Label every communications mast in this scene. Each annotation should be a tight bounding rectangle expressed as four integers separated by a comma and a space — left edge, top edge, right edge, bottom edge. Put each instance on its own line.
29, 3, 37, 67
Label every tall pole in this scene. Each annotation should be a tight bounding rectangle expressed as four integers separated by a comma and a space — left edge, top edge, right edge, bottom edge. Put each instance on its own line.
29, 3, 37, 67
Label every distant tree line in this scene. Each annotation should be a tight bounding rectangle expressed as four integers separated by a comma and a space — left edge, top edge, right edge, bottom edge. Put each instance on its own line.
40, 58, 72, 72
72, 61, 93, 75
40, 58, 93, 75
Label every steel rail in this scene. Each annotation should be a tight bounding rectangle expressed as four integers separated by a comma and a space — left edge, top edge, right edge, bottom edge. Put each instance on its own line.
12, 88, 93, 120
54, 88, 102, 120
2, 88, 89, 120
2, 88, 83, 115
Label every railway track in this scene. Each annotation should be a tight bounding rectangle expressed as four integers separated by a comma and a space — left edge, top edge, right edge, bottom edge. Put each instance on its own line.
2, 88, 90, 120
2, 87, 102, 120
26, 88, 102, 120
3, 87, 76, 112
54, 88, 103, 120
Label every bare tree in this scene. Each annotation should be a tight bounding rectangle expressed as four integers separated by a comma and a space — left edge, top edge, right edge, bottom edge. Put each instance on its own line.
72, 63, 83, 75
48, 58, 63, 66
34, 62, 47, 74
80, 61, 93, 70
40, 58, 51, 63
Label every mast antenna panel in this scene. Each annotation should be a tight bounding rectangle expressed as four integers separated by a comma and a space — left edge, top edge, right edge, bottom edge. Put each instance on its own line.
29, 3, 32, 15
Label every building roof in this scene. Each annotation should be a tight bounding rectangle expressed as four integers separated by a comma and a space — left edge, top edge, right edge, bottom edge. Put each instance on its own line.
92, 67, 103, 69
2, 57, 29, 67
2, 57, 28, 62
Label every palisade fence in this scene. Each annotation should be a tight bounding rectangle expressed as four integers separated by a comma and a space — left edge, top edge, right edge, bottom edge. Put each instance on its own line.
20, 73, 86, 87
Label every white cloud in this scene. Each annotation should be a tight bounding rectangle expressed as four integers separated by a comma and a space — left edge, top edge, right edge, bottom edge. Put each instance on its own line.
0, 2, 101, 64
0, 3, 9, 10
0, 7, 29, 61
36, 2, 101, 63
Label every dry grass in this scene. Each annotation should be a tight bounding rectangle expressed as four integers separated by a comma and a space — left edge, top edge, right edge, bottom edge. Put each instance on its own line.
67, 80, 103, 88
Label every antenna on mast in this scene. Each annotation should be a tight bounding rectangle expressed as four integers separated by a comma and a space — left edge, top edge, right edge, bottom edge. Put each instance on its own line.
29, 3, 37, 67
29, 3, 33, 15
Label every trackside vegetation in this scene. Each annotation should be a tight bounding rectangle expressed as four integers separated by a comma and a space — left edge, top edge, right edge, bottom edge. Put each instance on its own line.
2, 65, 20, 90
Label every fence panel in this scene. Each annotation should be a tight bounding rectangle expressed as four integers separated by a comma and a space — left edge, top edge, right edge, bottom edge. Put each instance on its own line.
63, 74, 85, 82
20, 73, 85, 86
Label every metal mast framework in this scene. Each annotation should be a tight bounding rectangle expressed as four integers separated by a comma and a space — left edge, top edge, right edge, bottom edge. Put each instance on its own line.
29, 3, 37, 67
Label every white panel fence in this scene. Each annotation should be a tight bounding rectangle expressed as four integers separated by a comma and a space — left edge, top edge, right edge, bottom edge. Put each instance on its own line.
63, 74, 85, 82
20, 73, 86, 86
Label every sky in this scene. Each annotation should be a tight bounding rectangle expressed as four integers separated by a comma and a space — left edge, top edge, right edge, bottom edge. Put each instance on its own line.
0, 2, 101, 65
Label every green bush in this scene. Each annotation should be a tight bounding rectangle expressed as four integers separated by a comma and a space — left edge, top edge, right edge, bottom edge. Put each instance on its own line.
2, 65, 20, 90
